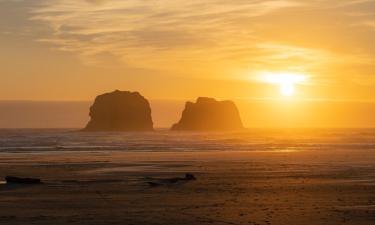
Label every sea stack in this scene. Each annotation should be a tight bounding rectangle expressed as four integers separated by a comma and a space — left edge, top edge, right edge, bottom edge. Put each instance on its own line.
83, 90, 153, 131
171, 97, 244, 131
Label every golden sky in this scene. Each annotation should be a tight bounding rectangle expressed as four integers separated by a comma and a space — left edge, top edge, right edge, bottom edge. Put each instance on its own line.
1, 0, 375, 101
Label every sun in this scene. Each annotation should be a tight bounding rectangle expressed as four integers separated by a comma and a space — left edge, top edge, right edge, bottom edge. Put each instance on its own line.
261, 72, 307, 97
280, 83, 294, 97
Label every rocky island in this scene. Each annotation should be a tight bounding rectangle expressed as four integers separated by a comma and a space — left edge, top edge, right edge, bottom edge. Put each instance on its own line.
83, 90, 153, 131
171, 97, 244, 131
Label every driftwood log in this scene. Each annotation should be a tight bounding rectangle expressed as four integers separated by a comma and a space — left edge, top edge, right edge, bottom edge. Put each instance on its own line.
147, 173, 196, 187
5, 176, 42, 184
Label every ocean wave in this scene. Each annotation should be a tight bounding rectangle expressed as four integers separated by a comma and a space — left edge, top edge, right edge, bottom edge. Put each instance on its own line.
0, 128, 375, 153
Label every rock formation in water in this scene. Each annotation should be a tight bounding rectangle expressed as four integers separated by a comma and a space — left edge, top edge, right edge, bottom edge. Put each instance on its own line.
171, 97, 244, 131
83, 90, 153, 131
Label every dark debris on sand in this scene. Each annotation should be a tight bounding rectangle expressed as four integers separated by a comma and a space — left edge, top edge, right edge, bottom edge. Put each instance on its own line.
5, 176, 42, 184
147, 173, 196, 187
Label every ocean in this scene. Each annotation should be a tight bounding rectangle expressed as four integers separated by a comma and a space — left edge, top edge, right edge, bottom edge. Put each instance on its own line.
1, 128, 375, 153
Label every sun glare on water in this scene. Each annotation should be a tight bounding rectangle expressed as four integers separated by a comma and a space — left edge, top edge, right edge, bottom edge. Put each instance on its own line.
261, 72, 307, 97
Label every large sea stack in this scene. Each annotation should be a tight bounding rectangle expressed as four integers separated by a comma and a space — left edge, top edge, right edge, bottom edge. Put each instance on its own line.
83, 90, 153, 131
171, 97, 244, 131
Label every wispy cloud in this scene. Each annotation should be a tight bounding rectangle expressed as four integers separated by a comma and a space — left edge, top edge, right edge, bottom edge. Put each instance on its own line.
24, 0, 375, 82
29, 1, 302, 67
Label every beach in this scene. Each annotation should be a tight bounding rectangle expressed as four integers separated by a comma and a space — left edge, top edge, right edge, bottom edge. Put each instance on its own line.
3, 0, 375, 224
1, 148, 374, 225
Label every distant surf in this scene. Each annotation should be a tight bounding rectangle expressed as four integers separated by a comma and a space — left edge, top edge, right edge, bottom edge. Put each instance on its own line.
0, 128, 375, 153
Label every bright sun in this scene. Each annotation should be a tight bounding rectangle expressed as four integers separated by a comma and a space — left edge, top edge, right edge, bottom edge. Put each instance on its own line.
261, 72, 307, 97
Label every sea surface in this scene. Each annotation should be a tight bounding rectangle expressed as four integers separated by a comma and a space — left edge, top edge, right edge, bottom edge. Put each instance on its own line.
1, 128, 375, 153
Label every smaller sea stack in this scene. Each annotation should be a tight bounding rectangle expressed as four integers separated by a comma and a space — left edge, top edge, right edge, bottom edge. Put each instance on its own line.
171, 97, 244, 131
83, 90, 153, 131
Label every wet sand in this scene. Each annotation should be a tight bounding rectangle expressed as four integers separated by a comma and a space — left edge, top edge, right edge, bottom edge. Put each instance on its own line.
0, 149, 374, 225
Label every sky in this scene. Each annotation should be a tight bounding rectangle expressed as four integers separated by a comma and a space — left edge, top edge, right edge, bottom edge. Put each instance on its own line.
1, 0, 375, 127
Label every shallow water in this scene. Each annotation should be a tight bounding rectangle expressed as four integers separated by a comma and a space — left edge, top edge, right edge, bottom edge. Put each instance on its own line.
0, 128, 375, 153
